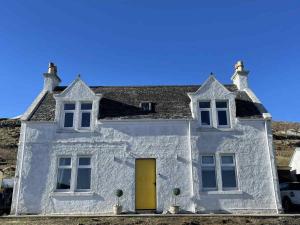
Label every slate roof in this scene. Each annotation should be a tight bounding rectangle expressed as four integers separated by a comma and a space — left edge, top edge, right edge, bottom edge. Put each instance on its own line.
28, 85, 266, 121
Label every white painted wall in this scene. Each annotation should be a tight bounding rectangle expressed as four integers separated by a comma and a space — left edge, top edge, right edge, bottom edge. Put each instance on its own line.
290, 148, 300, 174
11, 118, 281, 215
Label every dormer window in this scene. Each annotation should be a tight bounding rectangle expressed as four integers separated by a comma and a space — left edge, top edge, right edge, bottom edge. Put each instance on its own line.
216, 101, 229, 127
199, 101, 212, 126
80, 103, 92, 128
63, 103, 75, 128
141, 102, 152, 112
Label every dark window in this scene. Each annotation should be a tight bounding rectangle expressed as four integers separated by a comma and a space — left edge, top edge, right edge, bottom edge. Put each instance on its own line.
56, 157, 72, 190
81, 112, 91, 127
64, 103, 75, 110
64, 113, 74, 127
217, 110, 228, 126
201, 155, 217, 189
199, 101, 211, 108
81, 103, 92, 110
201, 111, 210, 126
216, 101, 227, 108
76, 157, 91, 190
221, 155, 237, 189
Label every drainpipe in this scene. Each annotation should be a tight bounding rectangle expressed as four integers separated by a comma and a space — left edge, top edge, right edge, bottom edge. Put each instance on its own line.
188, 120, 195, 212
264, 118, 283, 213
15, 122, 27, 215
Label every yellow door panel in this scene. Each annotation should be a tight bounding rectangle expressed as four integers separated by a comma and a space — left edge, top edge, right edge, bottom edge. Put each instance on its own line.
135, 159, 156, 210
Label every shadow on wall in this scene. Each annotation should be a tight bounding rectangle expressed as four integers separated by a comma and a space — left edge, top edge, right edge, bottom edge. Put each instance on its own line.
22, 146, 52, 214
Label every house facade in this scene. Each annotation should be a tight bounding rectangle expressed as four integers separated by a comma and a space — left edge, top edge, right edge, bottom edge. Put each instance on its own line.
11, 61, 282, 215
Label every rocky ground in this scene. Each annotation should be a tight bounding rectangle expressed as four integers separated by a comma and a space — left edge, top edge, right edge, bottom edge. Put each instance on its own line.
1, 215, 300, 225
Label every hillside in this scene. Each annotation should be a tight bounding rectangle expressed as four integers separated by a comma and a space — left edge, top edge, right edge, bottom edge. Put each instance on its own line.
0, 119, 299, 177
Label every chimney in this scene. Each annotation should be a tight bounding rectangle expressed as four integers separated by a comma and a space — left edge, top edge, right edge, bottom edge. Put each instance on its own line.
231, 60, 249, 90
43, 62, 61, 92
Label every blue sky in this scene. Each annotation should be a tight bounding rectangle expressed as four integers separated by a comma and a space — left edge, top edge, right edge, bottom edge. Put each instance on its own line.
0, 1, 299, 121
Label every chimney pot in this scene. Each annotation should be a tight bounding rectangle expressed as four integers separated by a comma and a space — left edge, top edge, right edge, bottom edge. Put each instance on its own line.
231, 60, 249, 90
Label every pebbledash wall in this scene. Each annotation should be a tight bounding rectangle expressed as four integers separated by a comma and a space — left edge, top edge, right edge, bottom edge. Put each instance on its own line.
11, 61, 282, 215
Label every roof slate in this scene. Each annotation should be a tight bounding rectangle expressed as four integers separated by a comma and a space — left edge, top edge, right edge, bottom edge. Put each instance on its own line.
28, 85, 265, 121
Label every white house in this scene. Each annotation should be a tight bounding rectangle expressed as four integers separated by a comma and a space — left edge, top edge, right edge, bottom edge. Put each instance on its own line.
11, 61, 282, 215
290, 148, 300, 181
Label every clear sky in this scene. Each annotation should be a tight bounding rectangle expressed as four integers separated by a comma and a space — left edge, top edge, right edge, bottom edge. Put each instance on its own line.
0, 1, 299, 122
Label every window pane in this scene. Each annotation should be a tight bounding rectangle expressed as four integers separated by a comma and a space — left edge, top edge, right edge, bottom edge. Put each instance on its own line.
202, 168, 216, 188
81, 112, 91, 127
64, 103, 75, 110
64, 113, 74, 127
221, 156, 234, 164
56, 168, 71, 189
79, 157, 90, 166
59, 158, 71, 166
202, 156, 214, 164
217, 110, 228, 126
77, 168, 91, 189
199, 101, 210, 108
201, 111, 210, 126
216, 101, 227, 108
221, 167, 237, 188
81, 103, 92, 110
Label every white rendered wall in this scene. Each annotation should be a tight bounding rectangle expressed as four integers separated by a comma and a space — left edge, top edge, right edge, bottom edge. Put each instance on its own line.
11, 118, 281, 215
290, 148, 300, 174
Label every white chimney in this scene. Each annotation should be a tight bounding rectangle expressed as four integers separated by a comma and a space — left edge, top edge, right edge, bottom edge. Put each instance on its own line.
43, 62, 61, 92
231, 60, 249, 90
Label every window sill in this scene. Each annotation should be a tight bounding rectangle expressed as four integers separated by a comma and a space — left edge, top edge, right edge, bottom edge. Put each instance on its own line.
200, 190, 243, 195
56, 129, 92, 133
51, 191, 95, 197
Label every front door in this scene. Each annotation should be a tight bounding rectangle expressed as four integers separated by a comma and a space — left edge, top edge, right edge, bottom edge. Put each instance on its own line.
135, 159, 156, 210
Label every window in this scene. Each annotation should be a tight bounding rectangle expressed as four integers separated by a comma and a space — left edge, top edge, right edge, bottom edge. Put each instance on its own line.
201, 155, 217, 189
141, 102, 152, 112
216, 101, 229, 127
76, 157, 91, 190
221, 155, 237, 189
63, 103, 75, 128
80, 103, 92, 128
56, 157, 72, 190
199, 101, 211, 126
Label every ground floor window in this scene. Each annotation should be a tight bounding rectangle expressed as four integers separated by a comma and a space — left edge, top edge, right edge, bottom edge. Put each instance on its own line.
200, 153, 237, 191
56, 156, 92, 192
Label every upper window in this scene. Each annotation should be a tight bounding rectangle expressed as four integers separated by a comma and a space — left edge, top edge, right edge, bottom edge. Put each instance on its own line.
216, 101, 229, 127
221, 155, 237, 189
63, 103, 75, 128
56, 157, 72, 190
199, 101, 211, 126
80, 103, 92, 128
201, 155, 217, 189
76, 157, 91, 190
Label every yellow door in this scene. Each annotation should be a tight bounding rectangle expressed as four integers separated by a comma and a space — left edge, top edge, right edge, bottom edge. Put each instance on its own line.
135, 159, 156, 210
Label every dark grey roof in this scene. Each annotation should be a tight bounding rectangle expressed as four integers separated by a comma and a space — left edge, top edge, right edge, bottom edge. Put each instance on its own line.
28, 85, 265, 121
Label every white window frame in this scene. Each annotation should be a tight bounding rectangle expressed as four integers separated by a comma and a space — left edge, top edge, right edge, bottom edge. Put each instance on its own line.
62, 102, 76, 129
75, 156, 92, 192
79, 102, 93, 129
220, 154, 238, 190
56, 156, 72, 191
140, 102, 152, 112
216, 100, 230, 128
200, 155, 217, 191
198, 100, 212, 127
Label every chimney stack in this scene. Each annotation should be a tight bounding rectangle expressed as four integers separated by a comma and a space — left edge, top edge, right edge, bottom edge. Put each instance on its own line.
43, 62, 61, 92
231, 60, 249, 90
